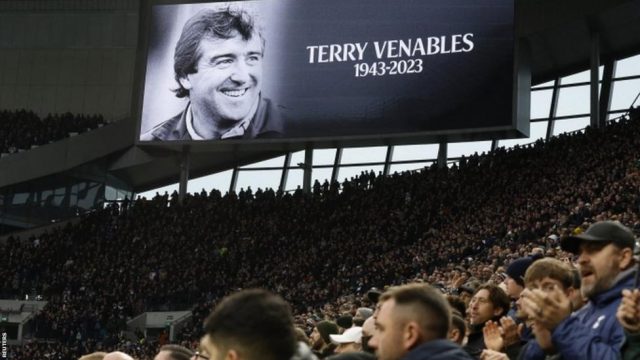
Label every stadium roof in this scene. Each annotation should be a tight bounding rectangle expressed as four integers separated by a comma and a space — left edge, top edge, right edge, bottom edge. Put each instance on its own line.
112, 0, 640, 192
1, 0, 640, 193
520, 0, 640, 82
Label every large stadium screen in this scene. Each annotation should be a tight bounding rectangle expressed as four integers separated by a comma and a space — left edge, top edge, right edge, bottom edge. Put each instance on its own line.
138, 0, 519, 143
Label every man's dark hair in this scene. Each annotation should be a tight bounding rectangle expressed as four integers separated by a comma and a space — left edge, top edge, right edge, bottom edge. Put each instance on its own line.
379, 283, 451, 339
173, 8, 263, 98
450, 313, 466, 344
446, 294, 467, 317
473, 284, 510, 316
203, 289, 296, 360
158, 344, 193, 360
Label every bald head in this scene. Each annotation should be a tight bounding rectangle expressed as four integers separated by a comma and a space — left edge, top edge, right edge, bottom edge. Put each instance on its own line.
103, 352, 134, 360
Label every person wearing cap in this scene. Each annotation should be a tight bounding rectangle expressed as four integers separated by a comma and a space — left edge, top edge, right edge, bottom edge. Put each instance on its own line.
353, 308, 373, 327
330, 327, 363, 354
367, 288, 382, 305
458, 281, 480, 307
519, 220, 637, 360
336, 314, 354, 330
500, 255, 542, 355
504, 255, 541, 320
369, 283, 473, 360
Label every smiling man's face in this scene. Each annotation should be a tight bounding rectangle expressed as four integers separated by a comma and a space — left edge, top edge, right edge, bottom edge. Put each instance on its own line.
181, 31, 263, 131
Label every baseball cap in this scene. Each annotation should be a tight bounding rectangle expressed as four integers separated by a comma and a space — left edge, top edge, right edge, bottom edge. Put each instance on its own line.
367, 288, 382, 303
330, 326, 363, 344
561, 221, 636, 254
506, 253, 543, 287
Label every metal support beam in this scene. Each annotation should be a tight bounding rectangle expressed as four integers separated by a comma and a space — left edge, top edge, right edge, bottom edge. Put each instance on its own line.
331, 147, 343, 184
437, 142, 447, 168
491, 140, 499, 151
546, 78, 561, 140
178, 146, 190, 205
302, 146, 313, 193
383, 145, 394, 176
590, 31, 601, 129
278, 152, 292, 193
599, 60, 616, 124
229, 166, 239, 194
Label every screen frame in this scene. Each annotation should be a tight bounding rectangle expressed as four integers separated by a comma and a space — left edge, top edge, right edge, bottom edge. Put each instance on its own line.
132, 0, 529, 151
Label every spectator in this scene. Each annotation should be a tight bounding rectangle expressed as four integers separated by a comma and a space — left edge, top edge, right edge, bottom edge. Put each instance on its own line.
515, 257, 579, 358
353, 308, 373, 327
200, 289, 297, 360
485, 258, 578, 359
504, 255, 541, 319
369, 283, 472, 359
330, 327, 363, 354
458, 284, 477, 307
464, 284, 510, 358
79, 352, 107, 360
569, 268, 587, 311
5, 112, 640, 359
104, 352, 134, 360
311, 321, 339, 358
326, 352, 375, 360
617, 288, 640, 360
190, 347, 209, 360
448, 313, 466, 346
360, 317, 375, 354
519, 221, 637, 359
0, 109, 105, 154
155, 344, 193, 360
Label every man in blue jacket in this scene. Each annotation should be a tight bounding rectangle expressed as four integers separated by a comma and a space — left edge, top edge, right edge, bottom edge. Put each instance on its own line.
519, 221, 636, 360
368, 283, 472, 360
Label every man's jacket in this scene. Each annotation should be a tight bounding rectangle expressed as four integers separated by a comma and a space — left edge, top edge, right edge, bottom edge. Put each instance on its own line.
404, 339, 474, 360
520, 268, 636, 360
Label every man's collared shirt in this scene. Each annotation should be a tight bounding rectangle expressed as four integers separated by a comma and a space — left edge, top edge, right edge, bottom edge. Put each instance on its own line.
185, 97, 258, 140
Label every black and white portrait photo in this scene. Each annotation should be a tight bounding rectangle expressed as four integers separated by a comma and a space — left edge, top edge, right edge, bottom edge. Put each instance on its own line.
140, 2, 284, 141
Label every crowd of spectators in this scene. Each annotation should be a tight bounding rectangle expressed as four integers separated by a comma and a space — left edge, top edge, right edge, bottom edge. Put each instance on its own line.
0, 109, 105, 154
2, 108, 640, 359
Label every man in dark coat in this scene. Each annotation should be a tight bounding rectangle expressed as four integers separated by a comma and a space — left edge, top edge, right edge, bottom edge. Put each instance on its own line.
463, 284, 510, 358
368, 283, 472, 360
